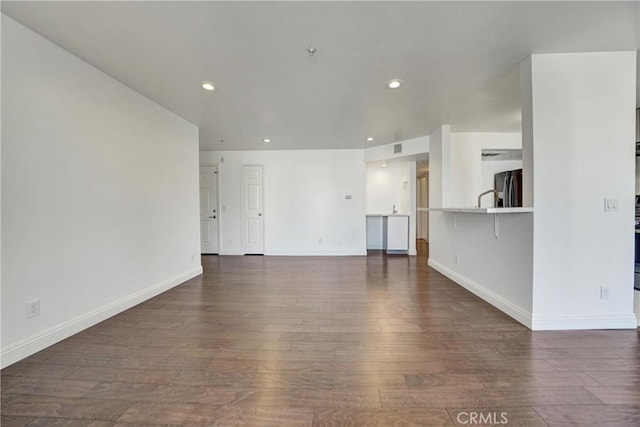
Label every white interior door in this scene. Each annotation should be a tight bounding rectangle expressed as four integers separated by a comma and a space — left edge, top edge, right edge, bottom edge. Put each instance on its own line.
200, 165, 219, 254
242, 164, 264, 254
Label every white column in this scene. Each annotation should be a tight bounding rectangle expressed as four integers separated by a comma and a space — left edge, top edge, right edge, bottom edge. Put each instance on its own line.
427, 125, 451, 209
408, 161, 417, 255
522, 52, 637, 329
428, 125, 452, 265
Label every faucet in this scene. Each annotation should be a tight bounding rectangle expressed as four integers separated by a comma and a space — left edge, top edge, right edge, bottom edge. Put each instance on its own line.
477, 189, 499, 208
392, 204, 398, 214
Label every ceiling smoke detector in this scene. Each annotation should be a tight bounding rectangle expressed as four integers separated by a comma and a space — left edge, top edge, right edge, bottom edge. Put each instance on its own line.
307, 45, 317, 57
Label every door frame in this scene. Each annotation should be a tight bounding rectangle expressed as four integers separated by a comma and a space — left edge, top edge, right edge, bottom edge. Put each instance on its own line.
200, 162, 221, 255
241, 163, 265, 254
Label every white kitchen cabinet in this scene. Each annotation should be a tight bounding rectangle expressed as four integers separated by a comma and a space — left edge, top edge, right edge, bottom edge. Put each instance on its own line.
366, 216, 384, 250
365, 214, 409, 254
386, 215, 409, 252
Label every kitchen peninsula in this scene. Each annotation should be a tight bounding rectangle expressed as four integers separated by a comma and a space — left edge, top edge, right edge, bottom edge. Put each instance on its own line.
419, 207, 533, 241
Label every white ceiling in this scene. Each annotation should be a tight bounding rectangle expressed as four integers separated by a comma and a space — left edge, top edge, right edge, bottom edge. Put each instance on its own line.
2, 1, 638, 151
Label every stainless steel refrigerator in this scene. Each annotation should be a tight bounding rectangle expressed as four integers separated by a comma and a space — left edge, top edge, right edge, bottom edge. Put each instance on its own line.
495, 169, 523, 208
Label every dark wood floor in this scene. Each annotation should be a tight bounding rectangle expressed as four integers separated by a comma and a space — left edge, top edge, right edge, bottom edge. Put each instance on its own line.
2, 241, 639, 426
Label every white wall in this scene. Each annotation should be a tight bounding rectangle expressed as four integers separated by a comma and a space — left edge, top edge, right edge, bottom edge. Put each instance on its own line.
449, 134, 477, 208
449, 132, 522, 208
364, 136, 429, 163
408, 161, 417, 254
523, 51, 637, 329
428, 126, 451, 209
428, 126, 450, 267
428, 213, 534, 325
200, 150, 366, 256
1, 15, 201, 367
0, 12, 4, 360
520, 57, 535, 208
428, 125, 534, 326
366, 164, 410, 215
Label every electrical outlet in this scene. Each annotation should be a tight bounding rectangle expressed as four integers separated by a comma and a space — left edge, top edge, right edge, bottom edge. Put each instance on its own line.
318, 238, 323, 245
600, 285, 610, 300
454, 255, 459, 264
191, 254, 195, 262
26, 300, 40, 319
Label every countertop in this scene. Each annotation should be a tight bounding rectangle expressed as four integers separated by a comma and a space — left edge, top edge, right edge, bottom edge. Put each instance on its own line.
418, 207, 534, 214
366, 214, 410, 217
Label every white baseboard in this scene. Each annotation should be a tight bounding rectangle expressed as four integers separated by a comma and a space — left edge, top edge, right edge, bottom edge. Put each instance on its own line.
428, 258, 533, 329
428, 258, 638, 331
265, 249, 367, 256
0, 266, 203, 369
634, 290, 640, 327
531, 314, 638, 330
220, 249, 368, 257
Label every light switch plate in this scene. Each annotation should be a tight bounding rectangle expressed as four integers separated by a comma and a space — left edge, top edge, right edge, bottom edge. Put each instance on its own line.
604, 198, 619, 211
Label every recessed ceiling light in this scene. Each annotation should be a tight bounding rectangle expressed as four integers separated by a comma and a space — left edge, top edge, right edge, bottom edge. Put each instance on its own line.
201, 82, 215, 91
366, 137, 374, 142
386, 79, 403, 89
263, 138, 271, 143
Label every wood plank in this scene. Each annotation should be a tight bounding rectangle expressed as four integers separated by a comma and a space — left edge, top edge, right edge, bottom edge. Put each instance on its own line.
66, 366, 179, 385
534, 404, 640, 426
313, 408, 453, 426
1, 395, 131, 421
1, 245, 638, 425
3, 378, 98, 399
446, 407, 548, 426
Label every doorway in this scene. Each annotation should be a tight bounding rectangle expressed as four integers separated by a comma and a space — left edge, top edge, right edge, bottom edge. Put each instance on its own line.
199, 165, 219, 254
242, 164, 264, 254
416, 161, 429, 243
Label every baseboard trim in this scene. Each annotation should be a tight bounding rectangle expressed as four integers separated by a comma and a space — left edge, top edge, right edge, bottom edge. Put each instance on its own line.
531, 314, 638, 330
428, 258, 533, 329
0, 266, 203, 369
264, 250, 367, 256
428, 258, 638, 331
634, 290, 640, 327
219, 250, 368, 257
